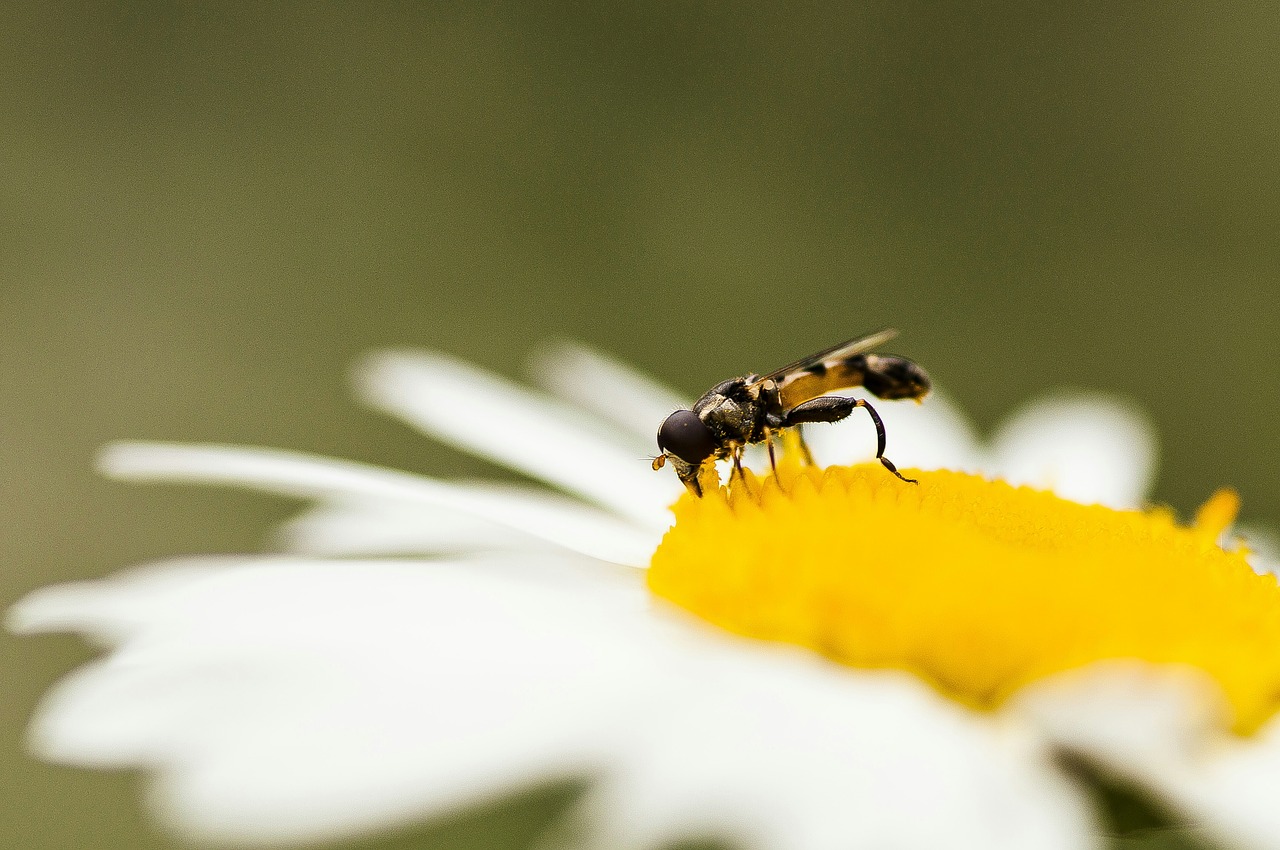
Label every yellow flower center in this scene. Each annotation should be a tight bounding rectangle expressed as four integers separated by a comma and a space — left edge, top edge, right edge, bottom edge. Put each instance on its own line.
648, 460, 1280, 734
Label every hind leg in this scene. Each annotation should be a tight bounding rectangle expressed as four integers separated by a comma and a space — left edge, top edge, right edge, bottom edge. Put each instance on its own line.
782, 396, 916, 484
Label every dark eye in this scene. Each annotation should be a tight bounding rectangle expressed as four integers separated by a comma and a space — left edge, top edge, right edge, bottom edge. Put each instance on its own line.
657, 409, 719, 465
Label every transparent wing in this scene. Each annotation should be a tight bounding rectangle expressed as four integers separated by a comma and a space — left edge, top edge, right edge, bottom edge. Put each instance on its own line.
751, 328, 898, 387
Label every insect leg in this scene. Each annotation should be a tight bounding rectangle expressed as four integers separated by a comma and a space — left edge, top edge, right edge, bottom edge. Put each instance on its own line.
765, 431, 778, 474
794, 425, 817, 466
782, 396, 916, 484
730, 445, 755, 496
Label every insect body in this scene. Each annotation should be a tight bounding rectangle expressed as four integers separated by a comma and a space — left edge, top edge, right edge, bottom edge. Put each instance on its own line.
652, 329, 931, 496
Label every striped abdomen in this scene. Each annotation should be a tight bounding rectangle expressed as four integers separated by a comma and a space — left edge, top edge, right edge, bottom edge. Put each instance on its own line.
777, 354, 931, 409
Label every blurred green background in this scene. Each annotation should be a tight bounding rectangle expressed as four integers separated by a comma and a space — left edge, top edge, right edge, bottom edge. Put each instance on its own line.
2, 3, 1277, 848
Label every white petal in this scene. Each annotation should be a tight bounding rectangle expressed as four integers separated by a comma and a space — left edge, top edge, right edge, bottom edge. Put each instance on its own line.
1013, 662, 1224, 781
9, 557, 230, 646
1182, 720, 1280, 850
100, 442, 657, 566
14, 555, 1102, 850
9, 557, 663, 846
274, 480, 636, 558
801, 388, 986, 473
355, 350, 679, 529
527, 340, 692, 447
1013, 662, 1280, 850
1233, 522, 1280, 577
562, 624, 1098, 850
988, 394, 1158, 509
273, 497, 540, 556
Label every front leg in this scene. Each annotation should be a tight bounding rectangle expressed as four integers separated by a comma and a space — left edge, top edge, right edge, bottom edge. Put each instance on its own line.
782, 396, 916, 484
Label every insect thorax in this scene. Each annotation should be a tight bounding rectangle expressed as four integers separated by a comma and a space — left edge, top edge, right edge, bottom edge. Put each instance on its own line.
693, 376, 774, 448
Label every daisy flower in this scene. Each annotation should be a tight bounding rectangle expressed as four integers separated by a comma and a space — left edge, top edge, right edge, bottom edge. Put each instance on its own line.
10, 341, 1280, 850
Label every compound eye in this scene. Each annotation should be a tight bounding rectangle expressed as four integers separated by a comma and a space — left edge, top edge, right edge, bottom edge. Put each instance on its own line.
657, 409, 718, 465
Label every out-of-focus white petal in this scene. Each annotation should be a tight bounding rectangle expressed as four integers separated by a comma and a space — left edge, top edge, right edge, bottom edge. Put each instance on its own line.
987, 394, 1157, 509
100, 442, 657, 566
354, 351, 679, 529
1233, 522, 1280, 576
801, 389, 985, 473
1012, 663, 1223, 784
8, 557, 663, 846
1013, 662, 1280, 850
562, 628, 1098, 850
874, 388, 986, 472
274, 480, 650, 558
273, 498, 539, 556
9, 558, 230, 646
11, 556, 1102, 850
527, 341, 691, 447
1176, 720, 1280, 850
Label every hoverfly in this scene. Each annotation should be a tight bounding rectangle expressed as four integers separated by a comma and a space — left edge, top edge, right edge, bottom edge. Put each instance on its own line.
652, 329, 930, 496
